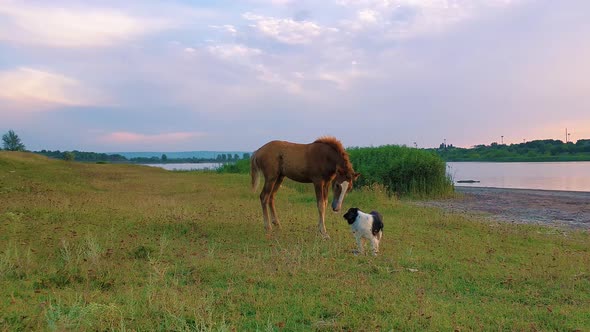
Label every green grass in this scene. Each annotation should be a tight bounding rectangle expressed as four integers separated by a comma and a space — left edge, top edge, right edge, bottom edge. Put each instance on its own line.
1, 151, 589, 331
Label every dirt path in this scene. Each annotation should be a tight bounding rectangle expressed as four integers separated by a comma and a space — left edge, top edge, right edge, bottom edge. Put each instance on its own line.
419, 186, 590, 230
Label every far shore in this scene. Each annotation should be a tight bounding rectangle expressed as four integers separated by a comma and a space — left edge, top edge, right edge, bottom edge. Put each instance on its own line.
420, 186, 590, 230
456, 185, 590, 196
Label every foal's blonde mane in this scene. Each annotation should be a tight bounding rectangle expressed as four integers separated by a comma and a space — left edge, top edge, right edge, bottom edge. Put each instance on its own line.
314, 136, 354, 174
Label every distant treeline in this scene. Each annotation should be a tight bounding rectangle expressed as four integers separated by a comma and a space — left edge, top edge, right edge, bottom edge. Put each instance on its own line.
431, 139, 590, 162
34, 150, 251, 163
35, 150, 128, 162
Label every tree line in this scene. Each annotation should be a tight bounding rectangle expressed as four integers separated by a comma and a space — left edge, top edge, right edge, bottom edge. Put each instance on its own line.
432, 139, 590, 162
4, 129, 590, 163
127, 153, 251, 164
1, 129, 251, 163
32, 150, 252, 164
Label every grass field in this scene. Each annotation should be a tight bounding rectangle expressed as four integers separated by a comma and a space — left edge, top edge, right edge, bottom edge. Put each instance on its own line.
1, 152, 589, 331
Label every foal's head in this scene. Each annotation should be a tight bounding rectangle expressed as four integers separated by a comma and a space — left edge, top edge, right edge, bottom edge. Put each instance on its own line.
331, 168, 361, 212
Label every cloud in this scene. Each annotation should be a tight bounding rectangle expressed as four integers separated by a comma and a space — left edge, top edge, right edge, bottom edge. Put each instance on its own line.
0, 1, 173, 48
269, 0, 295, 5
207, 44, 263, 60
337, 0, 523, 39
248, 0, 296, 6
0, 67, 104, 111
4, 0, 588, 152
200, 42, 307, 93
358, 9, 379, 24
209, 24, 238, 36
243, 12, 336, 44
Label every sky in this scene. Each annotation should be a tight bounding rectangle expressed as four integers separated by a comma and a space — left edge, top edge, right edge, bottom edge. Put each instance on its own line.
1, 0, 589, 152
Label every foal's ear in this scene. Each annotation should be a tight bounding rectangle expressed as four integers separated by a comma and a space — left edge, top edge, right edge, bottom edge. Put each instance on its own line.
353, 172, 361, 180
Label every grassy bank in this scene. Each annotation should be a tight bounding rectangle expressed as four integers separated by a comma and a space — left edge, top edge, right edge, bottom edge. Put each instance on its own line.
1, 152, 589, 330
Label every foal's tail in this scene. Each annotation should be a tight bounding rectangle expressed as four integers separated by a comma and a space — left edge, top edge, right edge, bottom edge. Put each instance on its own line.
250, 151, 261, 192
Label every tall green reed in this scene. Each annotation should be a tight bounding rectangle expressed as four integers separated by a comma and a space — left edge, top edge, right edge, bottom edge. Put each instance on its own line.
347, 145, 454, 198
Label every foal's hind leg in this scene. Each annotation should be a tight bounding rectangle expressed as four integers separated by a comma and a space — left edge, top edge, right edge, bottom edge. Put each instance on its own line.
269, 175, 285, 228
260, 177, 277, 232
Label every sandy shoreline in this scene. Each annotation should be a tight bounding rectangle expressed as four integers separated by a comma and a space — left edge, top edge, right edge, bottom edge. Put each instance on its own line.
420, 186, 590, 230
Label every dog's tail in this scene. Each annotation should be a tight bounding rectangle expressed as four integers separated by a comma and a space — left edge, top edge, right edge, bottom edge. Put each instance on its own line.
250, 150, 261, 192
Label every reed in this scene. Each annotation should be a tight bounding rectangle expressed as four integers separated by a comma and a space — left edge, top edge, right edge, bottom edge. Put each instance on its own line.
347, 145, 454, 198
216, 158, 250, 174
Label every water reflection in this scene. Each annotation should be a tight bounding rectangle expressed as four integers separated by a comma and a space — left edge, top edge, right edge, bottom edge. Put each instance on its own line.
142, 163, 221, 171
447, 162, 590, 192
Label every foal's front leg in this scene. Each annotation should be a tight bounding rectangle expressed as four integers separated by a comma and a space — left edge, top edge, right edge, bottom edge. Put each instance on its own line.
314, 182, 330, 239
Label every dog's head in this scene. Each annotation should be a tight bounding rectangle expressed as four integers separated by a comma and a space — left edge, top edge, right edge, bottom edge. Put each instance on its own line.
343, 207, 359, 225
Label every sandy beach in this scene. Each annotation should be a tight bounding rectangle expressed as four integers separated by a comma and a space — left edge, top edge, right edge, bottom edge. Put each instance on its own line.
420, 186, 590, 230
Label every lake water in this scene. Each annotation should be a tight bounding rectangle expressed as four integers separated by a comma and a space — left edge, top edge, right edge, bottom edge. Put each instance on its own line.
447, 161, 590, 192
143, 162, 590, 192
142, 163, 221, 171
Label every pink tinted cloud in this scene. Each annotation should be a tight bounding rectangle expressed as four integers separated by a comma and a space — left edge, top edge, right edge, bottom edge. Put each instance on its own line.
0, 67, 105, 112
0, 2, 175, 48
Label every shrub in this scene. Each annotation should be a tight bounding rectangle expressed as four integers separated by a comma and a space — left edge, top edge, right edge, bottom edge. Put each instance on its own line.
348, 145, 454, 198
63, 151, 75, 161
216, 158, 250, 174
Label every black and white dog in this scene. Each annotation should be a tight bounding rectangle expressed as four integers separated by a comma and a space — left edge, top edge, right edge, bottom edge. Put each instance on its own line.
343, 207, 384, 256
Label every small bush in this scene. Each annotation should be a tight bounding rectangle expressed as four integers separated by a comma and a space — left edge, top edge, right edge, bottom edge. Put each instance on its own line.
217, 159, 250, 174
63, 152, 75, 161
